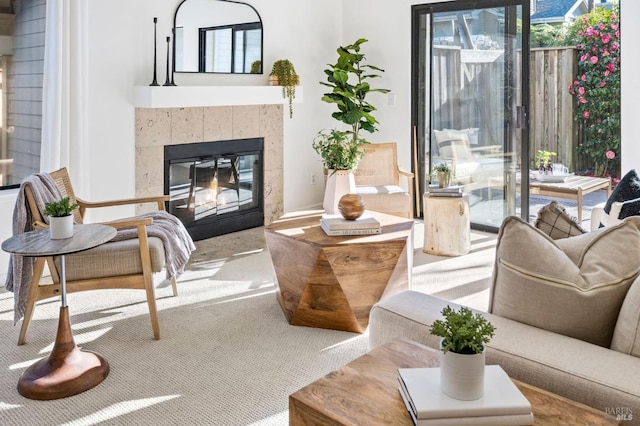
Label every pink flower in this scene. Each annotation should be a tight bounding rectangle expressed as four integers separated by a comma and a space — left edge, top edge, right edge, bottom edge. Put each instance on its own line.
605, 70, 610, 77
579, 96, 587, 104
578, 87, 585, 95
611, 43, 619, 51
607, 62, 616, 72
606, 150, 615, 160
581, 53, 589, 62
581, 74, 587, 81
600, 81, 607, 88
599, 23, 605, 30
583, 111, 590, 119
611, 23, 619, 30
601, 34, 611, 44
578, 30, 583, 36
590, 56, 598, 65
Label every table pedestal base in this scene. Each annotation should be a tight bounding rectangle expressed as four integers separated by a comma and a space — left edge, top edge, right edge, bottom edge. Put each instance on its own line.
18, 306, 109, 400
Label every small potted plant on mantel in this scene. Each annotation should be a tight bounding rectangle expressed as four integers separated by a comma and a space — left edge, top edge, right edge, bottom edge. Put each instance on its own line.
269, 59, 299, 118
44, 197, 79, 240
430, 305, 496, 401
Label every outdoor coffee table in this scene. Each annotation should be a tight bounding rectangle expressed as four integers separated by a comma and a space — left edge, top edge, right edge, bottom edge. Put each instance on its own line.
289, 338, 620, 425
2, 224, 117, 400
528, 175, 611, 223
264, 210, 413, 333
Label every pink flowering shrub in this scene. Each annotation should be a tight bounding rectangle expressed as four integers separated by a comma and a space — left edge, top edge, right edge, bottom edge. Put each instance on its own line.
567, 5, 620, 177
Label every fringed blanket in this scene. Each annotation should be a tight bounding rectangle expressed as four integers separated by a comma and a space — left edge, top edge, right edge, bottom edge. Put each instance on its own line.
5, 173, 196, 324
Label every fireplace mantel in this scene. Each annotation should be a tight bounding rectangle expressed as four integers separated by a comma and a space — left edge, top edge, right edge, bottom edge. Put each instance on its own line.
133, 85, 304, 108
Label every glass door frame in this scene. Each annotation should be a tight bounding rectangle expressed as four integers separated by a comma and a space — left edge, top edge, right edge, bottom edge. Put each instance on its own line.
411, 0, 531, 231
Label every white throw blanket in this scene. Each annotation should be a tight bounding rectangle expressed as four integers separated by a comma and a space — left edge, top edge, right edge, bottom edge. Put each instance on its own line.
5, 172, 196, 324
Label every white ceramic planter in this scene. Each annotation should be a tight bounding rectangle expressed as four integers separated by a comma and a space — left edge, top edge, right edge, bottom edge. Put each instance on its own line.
323, 170, 356, 214
440, 344, 486, 400
49, 215, 74, 239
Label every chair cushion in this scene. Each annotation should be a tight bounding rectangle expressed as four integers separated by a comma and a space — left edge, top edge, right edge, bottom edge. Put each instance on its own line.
356, 185, 406, 195
534, 201, 586, 240
489, 216, 640, 347
611, 276, 640, 357
60, 237, 166, 281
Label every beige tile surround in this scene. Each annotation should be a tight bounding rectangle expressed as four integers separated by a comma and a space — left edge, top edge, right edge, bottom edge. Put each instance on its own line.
135, 104, 284, 225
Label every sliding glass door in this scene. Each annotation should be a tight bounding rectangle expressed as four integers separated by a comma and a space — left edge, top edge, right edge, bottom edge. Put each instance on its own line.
412, 0, 530, 231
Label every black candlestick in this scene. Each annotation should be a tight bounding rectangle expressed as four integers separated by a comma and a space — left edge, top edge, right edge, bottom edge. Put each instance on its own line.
170, 28, 177, 86
163, 36, 172, 86
149, 17, 159, 86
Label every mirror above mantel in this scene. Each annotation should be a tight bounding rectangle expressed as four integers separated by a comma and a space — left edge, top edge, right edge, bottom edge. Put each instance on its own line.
173, 0, 263, 74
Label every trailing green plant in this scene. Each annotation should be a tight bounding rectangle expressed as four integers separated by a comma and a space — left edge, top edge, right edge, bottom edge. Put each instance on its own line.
270, 59, 298, 118
567, 4, 620, 178
319, 38, 389, 148
43, 197, 79, 217
250, 60, 262, 74
430, 305, 496, 355
433, 163, 451, 173
312, 129, 366, 172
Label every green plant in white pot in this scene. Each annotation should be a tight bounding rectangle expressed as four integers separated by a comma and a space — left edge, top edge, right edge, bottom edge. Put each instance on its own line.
44, 197, 79, 239
317, 38, 389, 214
430, 305, 496, 400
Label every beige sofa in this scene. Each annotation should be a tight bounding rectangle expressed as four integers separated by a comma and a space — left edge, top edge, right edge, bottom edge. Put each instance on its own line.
369, 216, 640, 424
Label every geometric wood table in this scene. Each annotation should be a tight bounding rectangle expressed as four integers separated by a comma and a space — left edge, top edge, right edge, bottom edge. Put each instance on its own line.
289, 338, 620, 425
264, 210, 413, 333
2, 224, 117, 400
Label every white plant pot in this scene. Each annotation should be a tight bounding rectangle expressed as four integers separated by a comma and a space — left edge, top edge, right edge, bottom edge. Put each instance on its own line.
49, 215, 74, 239
440, 342, 486, 400
323, 170, 356, 215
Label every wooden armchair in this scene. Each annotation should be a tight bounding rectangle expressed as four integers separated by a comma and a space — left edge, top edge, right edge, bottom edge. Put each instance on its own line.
19, 167, 174, 345
354, 142, 414, 218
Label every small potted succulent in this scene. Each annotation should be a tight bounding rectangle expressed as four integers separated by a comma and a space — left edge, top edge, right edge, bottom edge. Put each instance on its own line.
433, 163, 452, 188
44, 197, 79, 239
430, 305, 496, 400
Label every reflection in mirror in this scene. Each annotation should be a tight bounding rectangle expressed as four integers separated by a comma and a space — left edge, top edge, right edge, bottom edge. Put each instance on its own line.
174, 0, 263, 74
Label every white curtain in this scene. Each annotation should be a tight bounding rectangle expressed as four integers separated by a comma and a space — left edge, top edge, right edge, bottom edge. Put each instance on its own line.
40, 0, 88, 195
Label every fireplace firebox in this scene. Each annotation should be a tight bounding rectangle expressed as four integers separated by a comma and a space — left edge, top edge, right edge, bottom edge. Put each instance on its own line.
164, 138, 264, 241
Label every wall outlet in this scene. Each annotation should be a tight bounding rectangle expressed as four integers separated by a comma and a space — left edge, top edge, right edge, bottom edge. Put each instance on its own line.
311, 173, 317, 185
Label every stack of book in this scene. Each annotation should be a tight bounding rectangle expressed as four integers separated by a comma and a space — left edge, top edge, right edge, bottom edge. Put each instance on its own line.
397, 365, 534, 425
320, 213, 381, 236
427, 185, 463, 197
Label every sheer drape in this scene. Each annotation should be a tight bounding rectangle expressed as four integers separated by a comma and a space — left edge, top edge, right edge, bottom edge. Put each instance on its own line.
40, 0, 88, 194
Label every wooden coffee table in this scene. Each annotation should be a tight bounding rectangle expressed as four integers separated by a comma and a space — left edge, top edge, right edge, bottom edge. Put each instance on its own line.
264, 210, 413, 333
289, 338, 620, 425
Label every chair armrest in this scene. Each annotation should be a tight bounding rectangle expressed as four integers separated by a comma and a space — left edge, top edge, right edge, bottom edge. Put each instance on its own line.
590, 203, 606, 231
99, 217, 154, 229
77, 195, 169, 211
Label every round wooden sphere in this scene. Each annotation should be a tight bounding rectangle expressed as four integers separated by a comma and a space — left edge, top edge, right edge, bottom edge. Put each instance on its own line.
338, 194, 366, 220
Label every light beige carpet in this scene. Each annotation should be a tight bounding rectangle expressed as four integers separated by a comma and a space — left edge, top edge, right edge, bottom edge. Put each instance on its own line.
0, 222, 496, 425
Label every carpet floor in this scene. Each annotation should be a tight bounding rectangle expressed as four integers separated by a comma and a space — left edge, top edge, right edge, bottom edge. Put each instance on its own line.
0, 193, 602, 425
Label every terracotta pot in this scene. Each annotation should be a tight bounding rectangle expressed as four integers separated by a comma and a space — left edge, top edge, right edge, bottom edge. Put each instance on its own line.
338, 194, 365, 220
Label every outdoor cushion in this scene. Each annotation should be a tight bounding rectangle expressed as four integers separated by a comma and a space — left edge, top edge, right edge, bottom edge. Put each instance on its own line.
611, 275, 640, 357
433, 129, 474, 160
601, 169, 640, 226
534, 200, 586, 240
489, 216, 640, 347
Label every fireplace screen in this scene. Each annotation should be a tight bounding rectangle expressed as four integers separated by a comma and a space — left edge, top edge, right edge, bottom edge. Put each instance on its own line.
164, 139, 263, 240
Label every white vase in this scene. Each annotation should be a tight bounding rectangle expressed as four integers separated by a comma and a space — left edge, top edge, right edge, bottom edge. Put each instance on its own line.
323, 170, 356, 215
440, 342, 486, 400
49, 215, 74, 239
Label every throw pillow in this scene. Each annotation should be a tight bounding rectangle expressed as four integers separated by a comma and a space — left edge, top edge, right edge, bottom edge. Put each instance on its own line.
489, 216, 640, 347
610, 275, 640, 357
534, 200, 586, 240
601, 169, 640, 226
433, 130, 473, 161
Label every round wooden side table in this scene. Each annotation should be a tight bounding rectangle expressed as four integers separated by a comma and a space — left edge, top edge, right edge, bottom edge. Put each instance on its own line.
2, 224, 117, 400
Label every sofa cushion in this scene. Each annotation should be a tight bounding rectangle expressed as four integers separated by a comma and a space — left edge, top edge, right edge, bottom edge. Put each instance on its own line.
601, 170, 640, 226
534, 201, 586, 240
611, 275, 640, 357
489, 216, 640, 347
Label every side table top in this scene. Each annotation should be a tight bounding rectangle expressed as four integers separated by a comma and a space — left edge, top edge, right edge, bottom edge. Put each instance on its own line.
2, 224, 117, 257
265, 210, 414, 245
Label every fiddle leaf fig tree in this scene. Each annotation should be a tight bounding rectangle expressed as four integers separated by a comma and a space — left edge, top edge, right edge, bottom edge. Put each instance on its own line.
320, 38, 390, 146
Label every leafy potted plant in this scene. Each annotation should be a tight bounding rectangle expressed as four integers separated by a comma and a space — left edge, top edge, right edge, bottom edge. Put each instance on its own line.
317, 38, 389, 213
250, 60, 262, 74
269, 59, 298, 118
433, 163, 452, 188
430, 305, 496, 400
44, 196, 79, 239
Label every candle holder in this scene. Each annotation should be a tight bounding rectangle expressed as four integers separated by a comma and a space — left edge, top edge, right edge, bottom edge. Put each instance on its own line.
163, 36, 172, 86
149, 17, 159, 86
